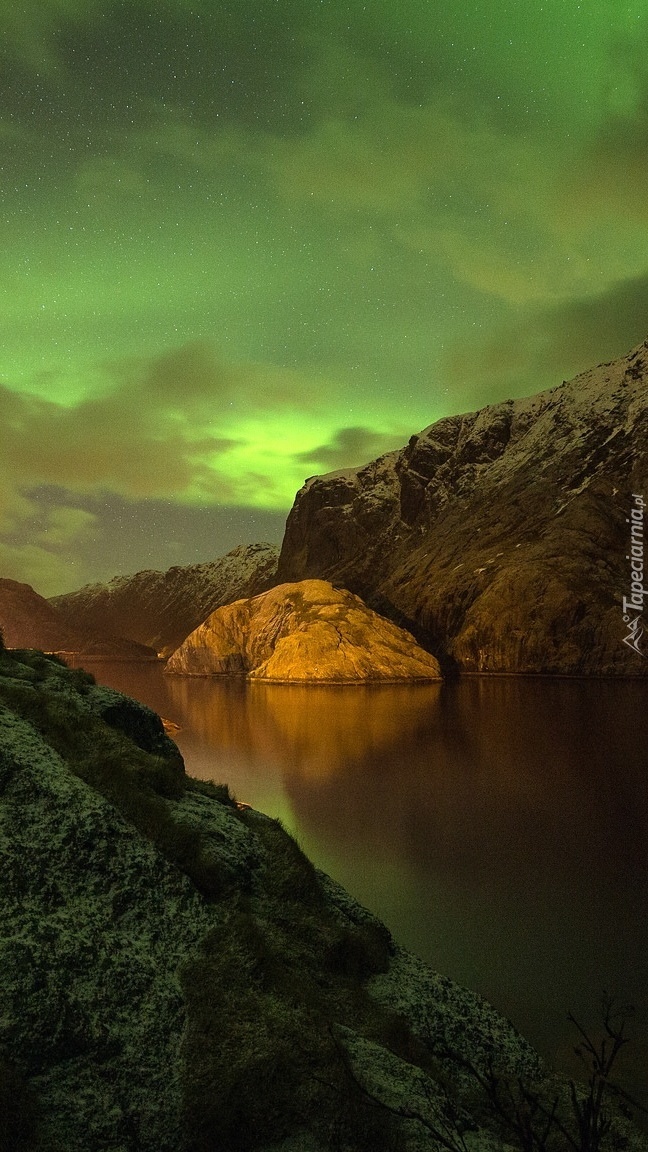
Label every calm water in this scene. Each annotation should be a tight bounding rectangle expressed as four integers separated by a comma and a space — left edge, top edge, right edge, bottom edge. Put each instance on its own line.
80, 662, 648, 1101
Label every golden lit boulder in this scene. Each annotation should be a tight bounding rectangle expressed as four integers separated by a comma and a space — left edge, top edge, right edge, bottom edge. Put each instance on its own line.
165, 580, 441, 682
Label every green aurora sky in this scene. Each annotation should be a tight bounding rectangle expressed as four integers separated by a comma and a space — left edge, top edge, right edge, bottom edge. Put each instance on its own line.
3, 0, 648, 593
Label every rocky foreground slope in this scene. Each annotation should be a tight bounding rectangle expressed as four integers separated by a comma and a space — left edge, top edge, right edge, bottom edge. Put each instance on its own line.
1, 645, 642, 1151
166, 579, 441, 681
278, 340, 648, 675
50, 542, 279, 657
0, 578, 157, 661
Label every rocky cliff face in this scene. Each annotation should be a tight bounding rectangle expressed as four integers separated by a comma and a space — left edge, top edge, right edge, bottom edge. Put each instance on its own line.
0, 645, 644, 1151
50, 542, 279, 657
278, 340, 648, 675
165, 579, 442, 681
0, 578, 157, 660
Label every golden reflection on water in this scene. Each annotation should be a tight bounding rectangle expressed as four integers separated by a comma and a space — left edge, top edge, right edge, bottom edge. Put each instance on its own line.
251, 682, 441, 776
164, 677, 442, 776
166, 677, 284, 767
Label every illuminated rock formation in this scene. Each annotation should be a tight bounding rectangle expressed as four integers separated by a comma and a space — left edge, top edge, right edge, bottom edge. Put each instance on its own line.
166, 579, 441, 681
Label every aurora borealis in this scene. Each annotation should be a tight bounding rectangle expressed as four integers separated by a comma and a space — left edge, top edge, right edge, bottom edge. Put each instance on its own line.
3, 1, 648, 593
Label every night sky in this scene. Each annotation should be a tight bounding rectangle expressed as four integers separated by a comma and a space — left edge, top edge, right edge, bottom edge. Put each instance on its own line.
3, 1, 648, 594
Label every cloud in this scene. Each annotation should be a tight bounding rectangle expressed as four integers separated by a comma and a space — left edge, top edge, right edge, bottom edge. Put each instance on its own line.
0, 346, 212, 509
13, 6, 641, 330
532, 275, 648, 374
0, 540, 85, 598
0, 335, 414, 590
75, 156, 151, 213
566, 105, 648, 228
297, 426, 405, 472
2, 0, 316, 140
2, 1, 105, 77
0, 340, 406, 591
222, 94, 636, 311
0, 340, 335, 509
259, 101, 496, 215
35, 506, 97, 548
12, 487, 289, 594
0, 490, 99, 597
0, 336, 292, 589
1, 392, 236, 503
442, 272, 648, 406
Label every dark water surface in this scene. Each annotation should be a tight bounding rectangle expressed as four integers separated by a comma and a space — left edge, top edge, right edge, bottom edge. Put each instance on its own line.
82, 662, 648, 1101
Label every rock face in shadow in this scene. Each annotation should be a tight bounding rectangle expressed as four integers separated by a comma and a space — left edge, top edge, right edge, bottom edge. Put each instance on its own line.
166, 579, 441, 681
50, 542, 279, 657
0, 578, 157, 660
278, 341, 648, 674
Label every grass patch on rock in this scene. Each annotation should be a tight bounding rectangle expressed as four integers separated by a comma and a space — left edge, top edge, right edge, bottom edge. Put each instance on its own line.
0, 647, 235, 900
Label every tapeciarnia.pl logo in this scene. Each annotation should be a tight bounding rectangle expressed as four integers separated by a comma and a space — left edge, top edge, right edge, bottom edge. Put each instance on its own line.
622, 493, 646, 657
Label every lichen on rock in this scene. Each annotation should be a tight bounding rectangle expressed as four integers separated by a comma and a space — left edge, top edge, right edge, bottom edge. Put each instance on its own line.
0, 704, 214, 1152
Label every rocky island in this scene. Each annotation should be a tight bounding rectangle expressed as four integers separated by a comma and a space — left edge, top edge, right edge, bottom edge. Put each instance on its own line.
165, 579, 442, 681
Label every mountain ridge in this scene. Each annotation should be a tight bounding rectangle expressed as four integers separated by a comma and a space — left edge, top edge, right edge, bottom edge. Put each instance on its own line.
44, 341, 648, 674
277, 339, 648, 674
50, 542, 279, 657
0, 577, 157, 660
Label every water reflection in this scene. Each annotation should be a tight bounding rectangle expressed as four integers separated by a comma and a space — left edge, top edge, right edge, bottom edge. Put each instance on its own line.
78, 661, 648, 1102
248, 681, 442, 776
277, 677, 648, 887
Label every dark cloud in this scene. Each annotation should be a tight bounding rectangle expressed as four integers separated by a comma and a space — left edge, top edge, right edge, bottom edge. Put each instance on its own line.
297, 426, 405, 472
444, 273, 648, 407
132, 341, 233, 404
570, 111, 648, 225
0, 387, 238, 502
0, 339, 308, 505
536, 276, 648, 373
0, 339, 390, 590
1, 0, 319, 143
2, 0, 546, 182
22, 486, 287, 590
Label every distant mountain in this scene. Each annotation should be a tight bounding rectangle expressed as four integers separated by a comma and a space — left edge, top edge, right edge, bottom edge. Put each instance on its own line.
166, 579, 441, 681
278, 340, 648, 675
50, 543, 279, 657
0, 578, 157, 660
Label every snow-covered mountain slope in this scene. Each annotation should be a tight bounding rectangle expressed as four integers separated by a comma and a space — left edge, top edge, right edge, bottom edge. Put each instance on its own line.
50, 543, 279, 657
278, 341, 648, 674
